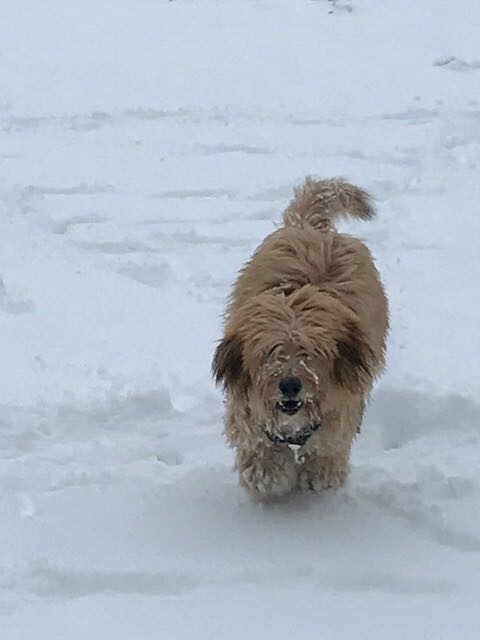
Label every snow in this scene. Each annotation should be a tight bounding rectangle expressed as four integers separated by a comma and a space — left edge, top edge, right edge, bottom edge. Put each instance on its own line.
1, 0, 479, 637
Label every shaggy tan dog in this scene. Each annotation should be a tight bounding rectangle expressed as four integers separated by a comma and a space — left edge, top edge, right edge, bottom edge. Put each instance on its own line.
213, 177, 389, 499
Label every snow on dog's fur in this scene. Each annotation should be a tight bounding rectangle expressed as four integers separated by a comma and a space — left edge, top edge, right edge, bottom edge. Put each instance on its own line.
213, 177, 389, 498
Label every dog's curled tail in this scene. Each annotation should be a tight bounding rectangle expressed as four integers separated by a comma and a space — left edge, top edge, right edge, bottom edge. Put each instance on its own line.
282, 177, 375, 231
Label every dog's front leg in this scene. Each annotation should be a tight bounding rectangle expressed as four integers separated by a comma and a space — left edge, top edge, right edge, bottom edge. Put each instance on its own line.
297, 398, 365, 491
236, 442, 297, 499
297, 419, 358, 492
224, 394, 297, 499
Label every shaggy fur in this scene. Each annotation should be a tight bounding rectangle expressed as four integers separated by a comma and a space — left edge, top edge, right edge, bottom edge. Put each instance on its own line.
213, 177, 389, 499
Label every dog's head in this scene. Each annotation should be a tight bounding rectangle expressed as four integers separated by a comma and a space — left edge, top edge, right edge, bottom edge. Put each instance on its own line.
213, 286, 374, 445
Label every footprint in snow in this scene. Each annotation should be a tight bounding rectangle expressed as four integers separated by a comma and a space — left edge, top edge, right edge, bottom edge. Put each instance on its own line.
0, 278, 34, 315
434, 56, 480, 72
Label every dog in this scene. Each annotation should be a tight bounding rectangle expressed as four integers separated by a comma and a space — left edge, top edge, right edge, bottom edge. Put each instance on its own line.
213, 177, 388, 499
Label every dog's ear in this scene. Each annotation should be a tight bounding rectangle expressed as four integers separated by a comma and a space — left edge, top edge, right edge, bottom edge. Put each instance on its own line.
212, 334, 246, 389
332, 322, 374, 392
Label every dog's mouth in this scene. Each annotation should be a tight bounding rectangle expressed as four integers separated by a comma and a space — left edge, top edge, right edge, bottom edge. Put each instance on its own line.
277, 400, 303, 415
263, 422, 321, 446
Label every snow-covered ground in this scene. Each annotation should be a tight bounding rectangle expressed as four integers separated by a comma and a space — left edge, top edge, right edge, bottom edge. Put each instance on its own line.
1, 1, 480, 637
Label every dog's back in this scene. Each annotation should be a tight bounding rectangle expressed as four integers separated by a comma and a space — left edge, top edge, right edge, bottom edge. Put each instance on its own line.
228, 177, 388, 374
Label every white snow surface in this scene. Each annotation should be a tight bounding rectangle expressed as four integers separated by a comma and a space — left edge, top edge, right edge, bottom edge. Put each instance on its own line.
1, 1, 480, 638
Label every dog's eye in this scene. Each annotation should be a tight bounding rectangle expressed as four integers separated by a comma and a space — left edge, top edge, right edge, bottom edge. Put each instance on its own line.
297, 351, 311, 361
264, 345, 279, 359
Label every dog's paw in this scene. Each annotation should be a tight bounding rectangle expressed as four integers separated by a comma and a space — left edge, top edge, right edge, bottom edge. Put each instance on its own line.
240, 447, 297, 499
297, 456, 349, 491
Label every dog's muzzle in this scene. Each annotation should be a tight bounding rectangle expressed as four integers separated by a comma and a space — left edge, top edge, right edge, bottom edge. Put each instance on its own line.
263, 422, 321, 446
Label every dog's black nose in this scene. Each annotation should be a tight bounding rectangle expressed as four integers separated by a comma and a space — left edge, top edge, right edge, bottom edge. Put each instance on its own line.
279, 376, 302, 397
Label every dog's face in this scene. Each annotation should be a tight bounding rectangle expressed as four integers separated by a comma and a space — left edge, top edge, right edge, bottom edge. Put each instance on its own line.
248, 341, 329, 445
213, 286, 373, 445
